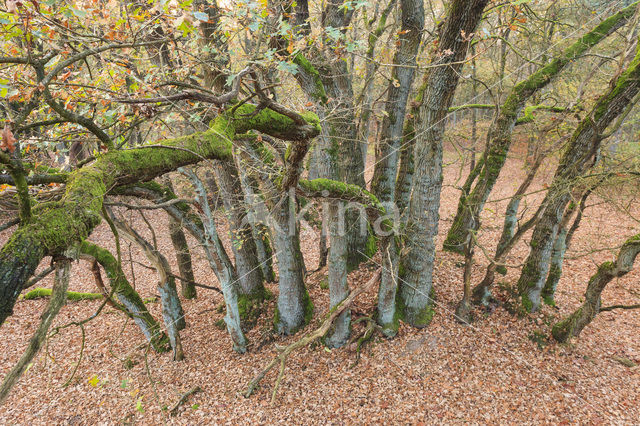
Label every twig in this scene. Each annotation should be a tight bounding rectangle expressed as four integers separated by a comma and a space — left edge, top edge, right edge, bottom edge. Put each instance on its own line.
600, 303, 640, 312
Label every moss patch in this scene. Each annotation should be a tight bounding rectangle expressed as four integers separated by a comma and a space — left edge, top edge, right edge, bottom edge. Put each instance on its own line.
22, 287, 103, 301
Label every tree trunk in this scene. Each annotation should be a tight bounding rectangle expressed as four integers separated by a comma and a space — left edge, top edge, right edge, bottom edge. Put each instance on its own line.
370, 0, 424, 337
444, 3, 639, 253
182, 168, 247, 353
542, 188, 592, 305
399, 0, 488, 327
163, 177, 197, 299
213, 162, 265, 298
109, 213, 185, 360
236, 165, 276, 282
79, 241, 168, 352
324, 201, 350, 348
271, 190, 312, 335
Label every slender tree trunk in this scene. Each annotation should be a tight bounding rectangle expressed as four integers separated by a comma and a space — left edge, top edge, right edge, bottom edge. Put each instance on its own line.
399, 0, 488, 327
110, 214, 185, 360
236, 164, 276, 282
182, 168, 247, 353
324, 201, 350, 348
163, 177, 197, 299
356, 0, 397, 160
456, 235, 475, 323
79, 241, 168, 352
470, 46, 478, 172
370, 0, 424, 336
213, 162, 265, 297
542, 187, 592, 305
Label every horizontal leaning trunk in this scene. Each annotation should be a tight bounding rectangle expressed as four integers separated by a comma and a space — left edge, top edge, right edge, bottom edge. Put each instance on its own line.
443, 2, 639, 253
0, 104, 320, 327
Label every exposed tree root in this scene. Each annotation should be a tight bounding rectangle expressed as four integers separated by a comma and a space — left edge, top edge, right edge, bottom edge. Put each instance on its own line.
349, 316, 379, 369
243, 269, 381, 405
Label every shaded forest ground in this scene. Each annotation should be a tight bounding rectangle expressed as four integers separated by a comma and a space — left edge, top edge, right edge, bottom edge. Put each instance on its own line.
0, 144, 638, 424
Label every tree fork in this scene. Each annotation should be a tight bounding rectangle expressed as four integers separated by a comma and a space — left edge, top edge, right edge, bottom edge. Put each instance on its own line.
0, 104, 320, 327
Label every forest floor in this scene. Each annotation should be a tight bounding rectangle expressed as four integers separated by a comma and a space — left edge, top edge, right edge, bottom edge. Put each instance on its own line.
0, 149, 638, 424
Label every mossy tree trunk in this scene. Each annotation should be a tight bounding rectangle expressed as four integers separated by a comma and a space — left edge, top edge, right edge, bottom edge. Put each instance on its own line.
552, 234, 640, 342
542, 189, 590, 305
518, 44, 640, 311
443, 2, 639, 253
79, 241, 169, 352
109, 213, 185, 360
399, 0, 488, 327
370, 0, 424, 337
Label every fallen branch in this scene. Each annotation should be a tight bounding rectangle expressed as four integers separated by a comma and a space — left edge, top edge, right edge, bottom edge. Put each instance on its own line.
169, 386, 202, 416
243, 269, 381, 404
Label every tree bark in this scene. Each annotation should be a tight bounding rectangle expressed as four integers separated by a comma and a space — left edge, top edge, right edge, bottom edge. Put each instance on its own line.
163, 177, 197, 299
213, 162, 265, 298
79, 241, 168, 352
324, 201, 350, 348
183, 168, 247, 353
109, 213, 185, 360
371, 0, 424, 337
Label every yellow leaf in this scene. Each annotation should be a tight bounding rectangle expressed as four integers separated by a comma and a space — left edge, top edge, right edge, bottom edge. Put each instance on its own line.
88, 375, 99, 387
